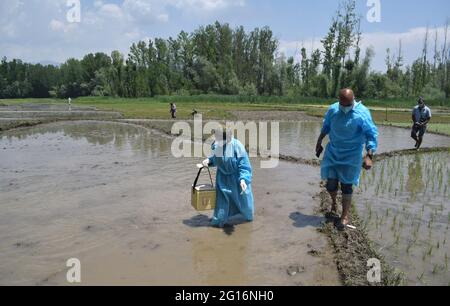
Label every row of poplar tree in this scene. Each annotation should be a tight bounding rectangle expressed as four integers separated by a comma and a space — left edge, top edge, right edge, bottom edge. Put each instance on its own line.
0, 1, 449, 100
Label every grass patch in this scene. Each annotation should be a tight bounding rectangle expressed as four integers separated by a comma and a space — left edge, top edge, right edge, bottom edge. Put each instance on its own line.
1, 96, 450, 126
382, 122, 450, 136
0, 119, 56, 132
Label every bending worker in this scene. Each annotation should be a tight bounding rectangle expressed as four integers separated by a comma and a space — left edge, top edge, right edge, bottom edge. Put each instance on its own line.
202, 130, 254, 228
316, 88, 378, 230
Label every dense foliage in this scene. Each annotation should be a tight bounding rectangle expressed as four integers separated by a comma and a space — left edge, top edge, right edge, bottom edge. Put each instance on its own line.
1, 1, 449, 102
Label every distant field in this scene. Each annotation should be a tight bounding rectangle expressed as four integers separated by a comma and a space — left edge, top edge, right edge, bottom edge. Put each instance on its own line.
383, 122, 450, 136
1, 96, 450, 132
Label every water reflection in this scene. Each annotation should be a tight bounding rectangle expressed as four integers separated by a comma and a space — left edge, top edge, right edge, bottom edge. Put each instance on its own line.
191, 225, 251, 285
0, 121, 172, 157
357, 152, 450, 285
406, 155, 425, 200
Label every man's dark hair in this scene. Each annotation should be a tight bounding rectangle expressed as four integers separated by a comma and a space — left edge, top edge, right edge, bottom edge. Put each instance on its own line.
418, 97, 425, 104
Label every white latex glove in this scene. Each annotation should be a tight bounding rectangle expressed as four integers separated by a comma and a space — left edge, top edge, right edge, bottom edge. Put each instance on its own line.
202, 158, 210, 168
240, 180, 247, 193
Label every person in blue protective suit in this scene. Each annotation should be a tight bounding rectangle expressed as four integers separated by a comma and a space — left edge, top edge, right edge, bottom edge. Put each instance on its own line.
202, 130, 254, 228
316, 88, 378, 231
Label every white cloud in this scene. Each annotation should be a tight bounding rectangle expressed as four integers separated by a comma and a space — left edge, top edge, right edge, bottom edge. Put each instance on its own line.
4, 0, 443, 72
169, 0, 245, 11
0, 0, 247, 63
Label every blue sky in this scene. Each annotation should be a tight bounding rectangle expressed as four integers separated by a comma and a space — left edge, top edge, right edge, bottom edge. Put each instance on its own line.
1, 0, 449, 71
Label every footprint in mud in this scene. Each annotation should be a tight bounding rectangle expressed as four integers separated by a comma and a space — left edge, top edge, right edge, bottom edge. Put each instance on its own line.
14, 241, 39, 248
307, 247, 322, 257
142, 242, 161, 251
286, 265, 306, 276
290, 212, 324, 228
128, 240, 161, 251
84, 225, 96, 232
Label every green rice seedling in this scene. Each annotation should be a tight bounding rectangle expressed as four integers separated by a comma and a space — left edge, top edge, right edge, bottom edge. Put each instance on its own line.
427, 245, 433, 257
394, 234, 400, 246
391, 215, 398, 232
432, 264, 439, 275
406, 242, 413, 254
418, 272, 425, 282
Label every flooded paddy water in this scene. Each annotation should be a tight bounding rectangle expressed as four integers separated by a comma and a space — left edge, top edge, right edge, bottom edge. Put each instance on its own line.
0, 119, 449, 285
356, 152, 450, 285
0, 121, 338, 285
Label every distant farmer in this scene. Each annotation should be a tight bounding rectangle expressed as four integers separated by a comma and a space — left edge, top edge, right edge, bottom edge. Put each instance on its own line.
411, 97, 432, 150
68, 97, 72, 111
170, 103, 177, 119
316, 88, 378, 231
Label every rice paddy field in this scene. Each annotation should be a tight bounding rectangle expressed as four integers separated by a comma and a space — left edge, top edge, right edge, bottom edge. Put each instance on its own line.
2, 97, 450, 135
1, 97, 450, 286
356, 151, 450, 285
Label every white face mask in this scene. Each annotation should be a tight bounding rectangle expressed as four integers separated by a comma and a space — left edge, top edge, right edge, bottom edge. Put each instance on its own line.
340, 101, 355, 114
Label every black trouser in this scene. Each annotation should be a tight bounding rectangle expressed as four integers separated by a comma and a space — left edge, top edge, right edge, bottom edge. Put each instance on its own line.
326, 179, 353, 195
411, 124, 427, 139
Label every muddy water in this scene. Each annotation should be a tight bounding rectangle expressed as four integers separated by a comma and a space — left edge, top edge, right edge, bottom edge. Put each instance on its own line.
0, 121, 339, 286
278, 122, 450, 160
356, 152, 450, 285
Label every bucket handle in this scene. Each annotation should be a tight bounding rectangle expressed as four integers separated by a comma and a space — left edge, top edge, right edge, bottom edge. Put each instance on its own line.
193, 167, 214, 189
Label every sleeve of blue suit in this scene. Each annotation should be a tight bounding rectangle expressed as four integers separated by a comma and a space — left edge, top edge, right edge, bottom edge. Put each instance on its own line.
321, 107, 333, 135
361, 109, 379, 153
208, 143, 218, 167
236, 142, 253, 185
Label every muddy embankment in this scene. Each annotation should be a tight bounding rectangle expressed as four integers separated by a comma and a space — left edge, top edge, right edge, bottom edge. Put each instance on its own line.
0, 104, 123, 132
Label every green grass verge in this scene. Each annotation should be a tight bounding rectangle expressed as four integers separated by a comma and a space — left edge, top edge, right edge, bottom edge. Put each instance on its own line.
382, 122, 450, 136
1, 96, 450, 131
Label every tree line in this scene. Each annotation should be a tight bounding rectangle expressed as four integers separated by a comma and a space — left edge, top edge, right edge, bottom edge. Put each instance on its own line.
1, 1, 449, 101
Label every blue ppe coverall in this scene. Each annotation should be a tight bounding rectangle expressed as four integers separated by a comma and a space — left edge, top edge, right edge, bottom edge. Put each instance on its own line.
208, 138, 254, 227
320, 102, 378, 186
